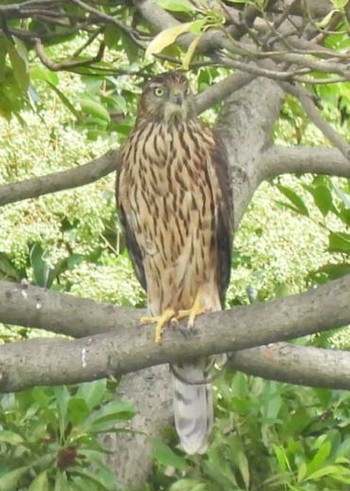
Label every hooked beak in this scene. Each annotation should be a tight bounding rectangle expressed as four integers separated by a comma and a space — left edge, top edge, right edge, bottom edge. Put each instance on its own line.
169, 91, 183, 106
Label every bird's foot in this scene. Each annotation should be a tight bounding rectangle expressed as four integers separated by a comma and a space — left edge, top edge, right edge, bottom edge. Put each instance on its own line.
176, 295, 206, 330
140, 308, 177, 343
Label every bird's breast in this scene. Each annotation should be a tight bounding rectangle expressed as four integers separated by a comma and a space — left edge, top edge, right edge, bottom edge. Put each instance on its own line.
134, 124, 210, 254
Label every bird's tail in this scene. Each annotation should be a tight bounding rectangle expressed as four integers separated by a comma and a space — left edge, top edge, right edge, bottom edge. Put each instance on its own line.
172, 360, 213, 454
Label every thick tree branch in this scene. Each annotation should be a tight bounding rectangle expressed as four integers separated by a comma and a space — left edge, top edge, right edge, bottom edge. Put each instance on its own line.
0, 150, 117, 207
0, 280, 141, 338
216, 77, 285, 225
0, 275, 349, 392
230, 342, 350, 390
261, 146, 350, 180
135, 0, 236, 54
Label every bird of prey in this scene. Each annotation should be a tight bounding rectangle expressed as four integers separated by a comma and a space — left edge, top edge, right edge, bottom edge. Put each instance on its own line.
116, 71, 233, 454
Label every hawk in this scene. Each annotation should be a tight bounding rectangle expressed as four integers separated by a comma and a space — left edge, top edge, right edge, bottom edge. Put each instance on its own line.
116, 72, 233, 454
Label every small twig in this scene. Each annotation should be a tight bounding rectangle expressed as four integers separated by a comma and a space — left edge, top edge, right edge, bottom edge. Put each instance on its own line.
294, 76, 347, 84
218, 54, 308, 81
73, 27, 102, 57
70, 0, 144, 47
34, 37, 105, 71
2, 25, 82, 41
282, 82, 350, 162
273, 0, 299, 32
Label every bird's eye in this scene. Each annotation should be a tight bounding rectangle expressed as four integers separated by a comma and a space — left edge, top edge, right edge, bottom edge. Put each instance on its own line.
154, 87, 164, 97
185, 87, 190, 96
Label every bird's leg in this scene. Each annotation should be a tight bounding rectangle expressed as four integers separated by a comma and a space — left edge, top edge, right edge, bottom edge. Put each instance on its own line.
176, 293, 206, 329
140, 308, 177, 343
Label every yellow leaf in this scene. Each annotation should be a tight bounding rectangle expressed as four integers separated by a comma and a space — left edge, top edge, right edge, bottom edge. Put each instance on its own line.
146, 22, 196, 57
315, 9, 340, 29
182, 34, 201, 69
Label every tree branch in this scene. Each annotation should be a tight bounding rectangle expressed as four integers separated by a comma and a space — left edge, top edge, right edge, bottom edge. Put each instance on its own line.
34, 37, 105, 71
195, 71, 255, 114
0, 274, 349, 392
0, 150, 117, 207
0, 280, 142, 338
281, 82, 350, 161
261, 145, 350, 180
216, 76, 285, 225
230, 342, 350, 390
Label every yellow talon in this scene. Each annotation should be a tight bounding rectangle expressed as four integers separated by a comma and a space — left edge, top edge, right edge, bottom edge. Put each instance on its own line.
140, 296, 206, 343
140, 308, 177, 343
176, 295, 206, 328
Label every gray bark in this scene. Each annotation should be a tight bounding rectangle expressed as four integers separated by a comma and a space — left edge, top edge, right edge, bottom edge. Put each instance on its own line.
0, 274, 350, 392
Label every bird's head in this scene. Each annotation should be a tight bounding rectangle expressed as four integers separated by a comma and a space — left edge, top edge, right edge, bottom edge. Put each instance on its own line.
137, 72, 196, 124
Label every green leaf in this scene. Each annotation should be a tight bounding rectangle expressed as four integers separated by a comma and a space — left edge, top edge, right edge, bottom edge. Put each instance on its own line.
77, 98, 111, 123
313, 263, 350, 280
29, 243, 50, 287
0, 466, 29, 491
236, 450, 250, 488
330, 0, 349, 10
152, 439, 188, 471
30, 66, 59, 86
155, 0, 194, 13
103, 25, 121, 48
276, 185, 309, 216
311, 184, 333, 216
47, 82, 80, 118
0, 252, 20, 281
76, 380, 107, 411
306, 464, 347, 480
8, 40, 29, 90
297, 462, 307, 482
336, 437, 350, 458
121, 33, 139, 63
333, 183, 350, 208
272, 444, 291, 473
0, 36, 8, 83
0, 430, 24, 445
55, 386, 71, 438
83, 399, 135, 432
328, 232, 350, 253
54, 471, 68, 491
170, 480, 209, 491
47, 254, 85, 286
307, 440, 331, 476
70, 469, 111, 491
28, 471, 49, 491
68, 398, 90, 426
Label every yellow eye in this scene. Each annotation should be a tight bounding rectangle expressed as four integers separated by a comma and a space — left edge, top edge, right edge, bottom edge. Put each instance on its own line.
154, 87, 164, 97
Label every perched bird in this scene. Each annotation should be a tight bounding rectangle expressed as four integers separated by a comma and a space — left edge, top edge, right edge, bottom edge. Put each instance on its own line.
116, 71, 233, 454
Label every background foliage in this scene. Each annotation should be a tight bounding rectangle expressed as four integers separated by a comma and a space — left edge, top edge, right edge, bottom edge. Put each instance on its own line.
1, 0, 350, 489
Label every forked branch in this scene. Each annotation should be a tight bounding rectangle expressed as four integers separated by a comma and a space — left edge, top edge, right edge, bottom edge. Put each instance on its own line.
0, 275, 349, 392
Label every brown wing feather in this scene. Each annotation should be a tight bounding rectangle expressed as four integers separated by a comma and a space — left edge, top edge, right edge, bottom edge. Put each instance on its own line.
116, 177, 147, 291
210, 132, 233, 307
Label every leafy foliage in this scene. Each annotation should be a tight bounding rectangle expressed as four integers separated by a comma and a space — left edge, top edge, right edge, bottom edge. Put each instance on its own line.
150, 373, 350, 491
0, 380, 134, 491
1, 0, 350, 490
